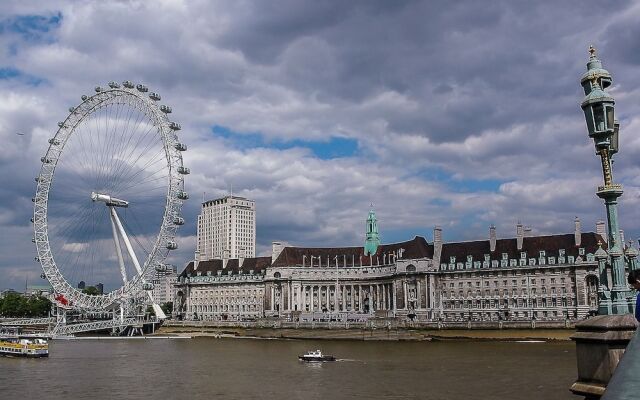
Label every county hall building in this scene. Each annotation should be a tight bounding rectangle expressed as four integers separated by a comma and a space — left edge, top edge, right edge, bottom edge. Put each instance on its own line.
174, 206, 611, 324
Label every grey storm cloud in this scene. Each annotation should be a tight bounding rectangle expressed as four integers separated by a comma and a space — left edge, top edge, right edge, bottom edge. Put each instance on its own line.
2, 0, 640, 291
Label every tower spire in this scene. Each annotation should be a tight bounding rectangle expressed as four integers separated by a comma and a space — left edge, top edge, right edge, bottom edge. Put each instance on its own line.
364, 208, 380, 256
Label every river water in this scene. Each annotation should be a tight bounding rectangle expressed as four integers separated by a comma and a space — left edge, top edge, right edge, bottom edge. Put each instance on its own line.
0, 338, 577, 400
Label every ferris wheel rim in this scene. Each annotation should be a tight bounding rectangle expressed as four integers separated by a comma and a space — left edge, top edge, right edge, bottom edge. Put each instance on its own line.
33, 82, 186, 311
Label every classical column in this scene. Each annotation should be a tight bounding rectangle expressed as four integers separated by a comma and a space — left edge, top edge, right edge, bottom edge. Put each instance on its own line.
391, 281, 397, 313
350, 285, 354, 311
342, 285, 346, 311
270, 285, 275, 312
417, 280, 422, 309
289, 282, 293, 311
403, 281, 408, 310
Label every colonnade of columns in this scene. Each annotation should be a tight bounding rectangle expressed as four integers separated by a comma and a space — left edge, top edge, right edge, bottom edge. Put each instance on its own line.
268, 282, 399, 313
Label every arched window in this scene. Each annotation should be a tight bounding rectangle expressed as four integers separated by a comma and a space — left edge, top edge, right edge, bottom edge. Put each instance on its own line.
406, 264, 416, 273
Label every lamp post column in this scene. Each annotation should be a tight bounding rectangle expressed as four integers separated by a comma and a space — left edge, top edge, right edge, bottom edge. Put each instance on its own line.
579, 46, 633, 315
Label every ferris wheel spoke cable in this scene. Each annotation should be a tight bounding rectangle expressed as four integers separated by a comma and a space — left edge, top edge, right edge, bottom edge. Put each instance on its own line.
101, 103, 133, 189
113, 136, 165, 188
114, 167, 169, 195
108, 117, 158, 186
108, 146, 165, 194
110, 98, 151, 169
112, 158, 167, 194
49, 205, 95, 284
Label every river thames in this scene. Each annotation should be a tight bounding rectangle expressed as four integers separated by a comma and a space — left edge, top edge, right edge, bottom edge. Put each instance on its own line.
0, 338, 576, 400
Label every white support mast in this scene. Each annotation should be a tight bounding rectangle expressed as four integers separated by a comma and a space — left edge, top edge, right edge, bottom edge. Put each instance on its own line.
92, 192, 167, 320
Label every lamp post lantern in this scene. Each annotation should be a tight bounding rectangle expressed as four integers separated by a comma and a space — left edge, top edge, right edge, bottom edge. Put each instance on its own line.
579, 46, 634, 315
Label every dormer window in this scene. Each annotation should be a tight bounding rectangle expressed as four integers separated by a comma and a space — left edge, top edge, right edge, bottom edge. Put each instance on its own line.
450, 256, 456, 264
502, 253, 508, 260
520, 252, 526, 259
484, 254, 490, 261
467, 255, 473, 262
559, 249, 565, 257
539, 251, 546, 258
579, 248, 585, 256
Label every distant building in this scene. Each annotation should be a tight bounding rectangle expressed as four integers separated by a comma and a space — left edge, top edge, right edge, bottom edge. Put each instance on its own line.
152, 265, 178, 305
25, 285, 53, 297
0, 289, 19, 298
96, 283, 104, 295
175, 212, 606, 324
196, 195, 256, 261
77, 281, 86, 290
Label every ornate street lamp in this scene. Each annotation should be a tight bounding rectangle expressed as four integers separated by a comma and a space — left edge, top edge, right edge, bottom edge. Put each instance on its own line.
579, 46, 634, 315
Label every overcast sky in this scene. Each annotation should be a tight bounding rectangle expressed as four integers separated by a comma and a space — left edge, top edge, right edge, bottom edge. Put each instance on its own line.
2, 0, 640, 291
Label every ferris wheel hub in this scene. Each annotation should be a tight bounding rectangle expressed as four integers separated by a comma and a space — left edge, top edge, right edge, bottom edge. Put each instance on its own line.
91, 192, 129, 208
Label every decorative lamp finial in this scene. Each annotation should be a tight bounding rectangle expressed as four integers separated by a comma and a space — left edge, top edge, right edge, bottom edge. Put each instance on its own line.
589, 45, 597, 59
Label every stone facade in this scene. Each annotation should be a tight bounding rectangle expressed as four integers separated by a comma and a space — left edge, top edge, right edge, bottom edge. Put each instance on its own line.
175, 221, 607, 323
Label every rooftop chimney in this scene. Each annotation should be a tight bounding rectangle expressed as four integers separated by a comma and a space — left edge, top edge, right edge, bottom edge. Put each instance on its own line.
433, 226, 443, 264
516, 221, 524, 251
490, 225, 497, 252
574, 216, 582, 247
596, 220, 607, 243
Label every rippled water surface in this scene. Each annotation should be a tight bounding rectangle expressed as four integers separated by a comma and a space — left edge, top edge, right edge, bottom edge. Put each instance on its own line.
0, 337, 576, 400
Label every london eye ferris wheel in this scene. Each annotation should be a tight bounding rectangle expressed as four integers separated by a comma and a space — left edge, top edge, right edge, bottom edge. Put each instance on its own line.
33, 81, 189, 318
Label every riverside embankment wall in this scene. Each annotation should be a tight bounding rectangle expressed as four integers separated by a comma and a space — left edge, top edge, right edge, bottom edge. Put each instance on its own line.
159, 320, 576, 341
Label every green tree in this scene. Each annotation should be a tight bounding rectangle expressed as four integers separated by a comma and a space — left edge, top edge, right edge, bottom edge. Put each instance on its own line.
0, 293, 51, 317
161, 302, 173, 315
0, 293, 26, 317
82, 286, 99, 296
27, 295, 52, 317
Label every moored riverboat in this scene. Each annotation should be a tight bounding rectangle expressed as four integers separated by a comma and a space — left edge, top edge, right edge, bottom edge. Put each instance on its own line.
298, 349, 335, 362
0, 336, 49, 358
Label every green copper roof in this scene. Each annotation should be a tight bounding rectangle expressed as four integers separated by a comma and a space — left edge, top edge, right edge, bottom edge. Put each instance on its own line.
364, 209, 380, 256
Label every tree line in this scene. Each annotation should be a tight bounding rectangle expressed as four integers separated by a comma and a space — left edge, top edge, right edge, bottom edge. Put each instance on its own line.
0, 293, 52, 318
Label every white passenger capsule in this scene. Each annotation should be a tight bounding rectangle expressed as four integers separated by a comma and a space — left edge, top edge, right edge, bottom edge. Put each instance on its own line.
174, 143, 187, 151
177, 191, 189, 200
149, 92, 161, 101
169, 122, 181, 130
173, 216, 185, 225
160, 105, 172, 113
166, 241, 178, 250
136, 84, 148, 92
95, 86, 102, 93
177, 166, 190, 175
48, 138, 60, 145
123, 80, 134, 88
108, 81, 120, 88
142, 282, 154, 291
